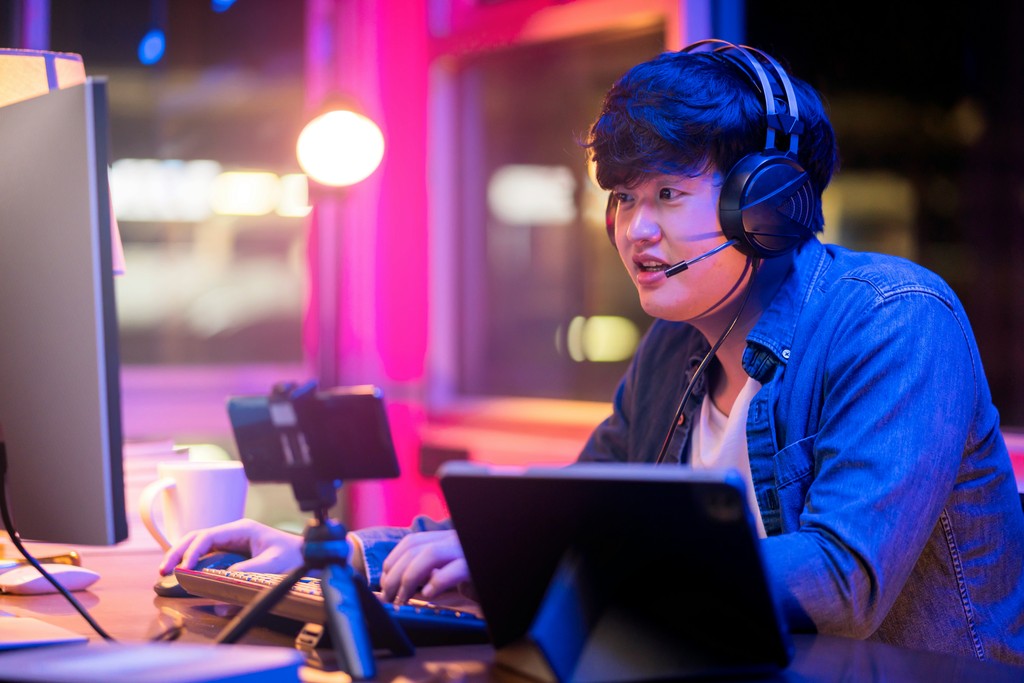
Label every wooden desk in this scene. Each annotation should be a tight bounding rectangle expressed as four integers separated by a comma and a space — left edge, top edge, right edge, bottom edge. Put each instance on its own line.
2, 547, 1022, 682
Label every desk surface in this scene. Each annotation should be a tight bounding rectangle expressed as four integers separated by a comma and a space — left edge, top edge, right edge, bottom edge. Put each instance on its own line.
1, 546, 1022, 682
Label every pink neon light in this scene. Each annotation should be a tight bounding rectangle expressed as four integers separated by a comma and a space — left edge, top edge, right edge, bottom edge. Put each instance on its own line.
304, 0, 434, 526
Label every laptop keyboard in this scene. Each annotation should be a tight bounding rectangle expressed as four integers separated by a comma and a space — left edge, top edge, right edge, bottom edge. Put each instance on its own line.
174, 567, 489, 646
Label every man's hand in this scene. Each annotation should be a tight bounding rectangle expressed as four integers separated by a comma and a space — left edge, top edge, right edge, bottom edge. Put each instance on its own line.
379, 529, 471, 604
158, 518, 303, 576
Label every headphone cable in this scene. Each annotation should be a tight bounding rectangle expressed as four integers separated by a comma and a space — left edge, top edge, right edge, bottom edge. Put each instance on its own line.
654, 257, 761, 465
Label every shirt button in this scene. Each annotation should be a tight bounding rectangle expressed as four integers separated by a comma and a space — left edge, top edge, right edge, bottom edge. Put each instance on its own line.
782, 349, 791, 360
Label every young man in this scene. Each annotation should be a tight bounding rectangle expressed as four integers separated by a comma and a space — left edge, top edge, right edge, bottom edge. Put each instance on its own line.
161, 41, 1024, 665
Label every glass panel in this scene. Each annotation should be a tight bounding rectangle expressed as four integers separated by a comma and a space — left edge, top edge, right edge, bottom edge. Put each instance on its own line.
456, 28, 665, 401
50, 5, 308, 367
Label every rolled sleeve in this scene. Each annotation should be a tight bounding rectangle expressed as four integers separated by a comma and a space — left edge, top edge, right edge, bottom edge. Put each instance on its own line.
349, 515, 452, 590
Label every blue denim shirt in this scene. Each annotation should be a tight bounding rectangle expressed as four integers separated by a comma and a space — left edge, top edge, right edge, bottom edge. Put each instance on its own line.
353, 237, 1024, 665
579, 238, 1024, 665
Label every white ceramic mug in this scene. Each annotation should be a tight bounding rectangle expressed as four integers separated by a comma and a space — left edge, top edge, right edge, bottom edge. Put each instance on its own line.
139, 460, 248, 551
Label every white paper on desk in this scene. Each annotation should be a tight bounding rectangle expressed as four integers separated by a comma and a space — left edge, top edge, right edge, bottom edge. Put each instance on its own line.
0, 616, 88, 650
0, 641, 304, 682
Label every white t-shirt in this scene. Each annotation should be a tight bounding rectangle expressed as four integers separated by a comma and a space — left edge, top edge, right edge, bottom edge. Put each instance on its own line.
689, 376, 767, 538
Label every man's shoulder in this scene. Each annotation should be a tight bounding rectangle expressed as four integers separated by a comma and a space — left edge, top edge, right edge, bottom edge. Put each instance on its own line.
819, 243, 955, 301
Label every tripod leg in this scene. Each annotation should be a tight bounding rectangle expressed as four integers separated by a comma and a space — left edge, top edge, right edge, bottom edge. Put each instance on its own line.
320, 563, 378, 680
215, 565, 308, 644
351, 577, 414, 657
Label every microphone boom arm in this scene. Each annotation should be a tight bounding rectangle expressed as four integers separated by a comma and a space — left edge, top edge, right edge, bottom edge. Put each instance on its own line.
665, 239, 738, 278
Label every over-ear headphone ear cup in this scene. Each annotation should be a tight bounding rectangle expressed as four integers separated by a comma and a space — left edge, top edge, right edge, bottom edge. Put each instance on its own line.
719, 152, 818, 258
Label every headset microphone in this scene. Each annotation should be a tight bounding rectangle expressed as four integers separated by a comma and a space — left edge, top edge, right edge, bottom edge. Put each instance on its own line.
664, 239, 739, 278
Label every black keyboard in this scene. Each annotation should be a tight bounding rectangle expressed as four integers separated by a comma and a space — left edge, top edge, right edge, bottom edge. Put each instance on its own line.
174, 567, 490, 646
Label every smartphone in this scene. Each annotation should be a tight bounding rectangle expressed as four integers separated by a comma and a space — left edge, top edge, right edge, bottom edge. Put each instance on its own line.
226, 384, 401, 484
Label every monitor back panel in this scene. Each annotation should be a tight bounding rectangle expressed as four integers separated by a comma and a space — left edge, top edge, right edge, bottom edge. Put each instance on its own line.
0, 80, 125, 545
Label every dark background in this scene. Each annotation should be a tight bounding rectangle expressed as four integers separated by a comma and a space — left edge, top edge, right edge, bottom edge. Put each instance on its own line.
747, 2, 1024, 423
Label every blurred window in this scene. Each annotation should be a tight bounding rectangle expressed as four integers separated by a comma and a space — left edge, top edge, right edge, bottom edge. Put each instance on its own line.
443, 28, 666, 402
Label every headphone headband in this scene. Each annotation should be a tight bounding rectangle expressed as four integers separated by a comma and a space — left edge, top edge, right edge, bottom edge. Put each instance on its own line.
681, 39, 803, 155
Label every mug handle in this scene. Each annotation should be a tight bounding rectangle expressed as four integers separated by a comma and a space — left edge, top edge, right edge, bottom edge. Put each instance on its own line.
139, 478, 175, 551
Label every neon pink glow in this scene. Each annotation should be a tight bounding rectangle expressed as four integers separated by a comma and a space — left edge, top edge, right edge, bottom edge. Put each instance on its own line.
371, 3, 430, 383
304, 0, 435, 527
348, 402, 448, 530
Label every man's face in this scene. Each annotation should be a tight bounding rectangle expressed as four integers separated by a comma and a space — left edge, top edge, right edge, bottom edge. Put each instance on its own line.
610, 171, 752, 326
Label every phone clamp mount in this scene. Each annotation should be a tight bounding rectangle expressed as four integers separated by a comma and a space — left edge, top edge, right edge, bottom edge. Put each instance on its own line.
215, 381, 413, 680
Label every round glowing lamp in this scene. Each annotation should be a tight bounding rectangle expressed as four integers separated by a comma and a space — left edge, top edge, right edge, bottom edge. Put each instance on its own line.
296, 109, 385, 187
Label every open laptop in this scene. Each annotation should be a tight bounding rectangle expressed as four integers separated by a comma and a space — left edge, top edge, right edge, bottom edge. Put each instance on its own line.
438, 461, 793, 683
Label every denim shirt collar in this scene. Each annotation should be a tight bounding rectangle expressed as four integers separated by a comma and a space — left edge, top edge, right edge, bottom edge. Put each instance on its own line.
742, 238, 829, 384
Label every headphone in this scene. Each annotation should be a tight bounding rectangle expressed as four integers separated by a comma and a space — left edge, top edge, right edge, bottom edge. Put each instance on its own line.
604, 39, 820, 260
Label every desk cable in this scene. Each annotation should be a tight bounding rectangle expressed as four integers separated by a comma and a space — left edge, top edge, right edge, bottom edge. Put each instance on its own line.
0, 440, 185, 643
0, 438, 115, 640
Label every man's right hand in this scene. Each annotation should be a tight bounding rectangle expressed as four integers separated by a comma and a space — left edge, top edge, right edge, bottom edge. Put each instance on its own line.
158, 518, 303, 577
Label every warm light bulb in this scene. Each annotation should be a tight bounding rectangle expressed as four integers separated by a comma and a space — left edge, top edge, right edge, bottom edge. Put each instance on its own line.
296, 110, 385, 187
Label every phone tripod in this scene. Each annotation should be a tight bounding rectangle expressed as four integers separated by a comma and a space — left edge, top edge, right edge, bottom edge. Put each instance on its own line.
214, 382, 412, 679
214, 502, 413, 679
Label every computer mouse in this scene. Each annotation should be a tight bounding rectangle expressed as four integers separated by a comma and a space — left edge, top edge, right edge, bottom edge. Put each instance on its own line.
153, 572, 190, 598
0, 563, 100, 595
153, 551, 249, 598
194, 551, 249, 572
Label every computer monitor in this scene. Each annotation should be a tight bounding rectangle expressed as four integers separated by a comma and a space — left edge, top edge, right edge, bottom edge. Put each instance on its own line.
0, 78, 128, 546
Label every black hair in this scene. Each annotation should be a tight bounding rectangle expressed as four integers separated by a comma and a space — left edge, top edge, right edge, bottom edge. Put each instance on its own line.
585, 46, 839, 204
